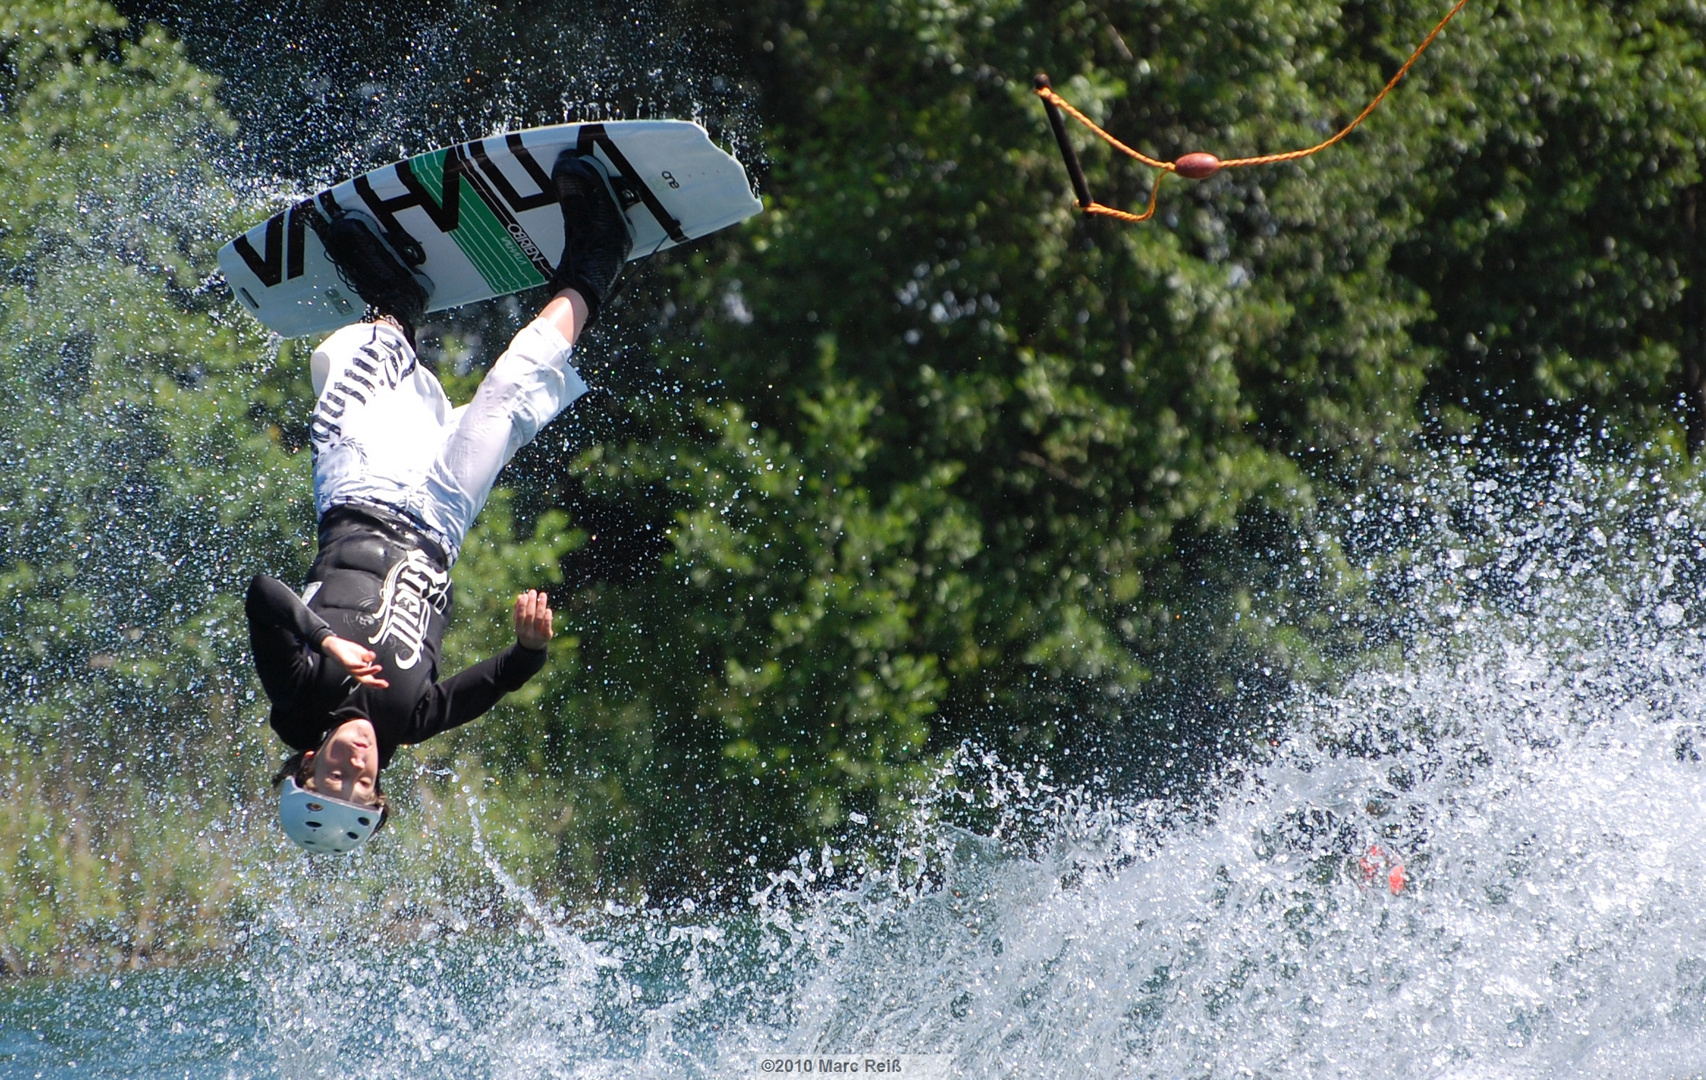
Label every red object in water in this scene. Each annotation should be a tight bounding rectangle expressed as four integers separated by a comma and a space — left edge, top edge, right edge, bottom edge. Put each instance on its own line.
1359, 845, 1407, 895
1174, 152, 1222, 179
1358, 846, 1381, 883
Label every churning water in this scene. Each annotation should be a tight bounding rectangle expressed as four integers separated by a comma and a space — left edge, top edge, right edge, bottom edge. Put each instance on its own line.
6, 451, 1706, 1079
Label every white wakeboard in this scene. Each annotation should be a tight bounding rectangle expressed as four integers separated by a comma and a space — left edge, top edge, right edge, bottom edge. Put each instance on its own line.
219, 120, 762, 338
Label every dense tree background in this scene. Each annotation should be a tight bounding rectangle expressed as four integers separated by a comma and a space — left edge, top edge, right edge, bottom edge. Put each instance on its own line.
2, 0, 1704, 966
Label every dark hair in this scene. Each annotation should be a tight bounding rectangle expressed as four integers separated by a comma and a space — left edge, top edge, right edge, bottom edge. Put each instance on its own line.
271, 731, 390, 836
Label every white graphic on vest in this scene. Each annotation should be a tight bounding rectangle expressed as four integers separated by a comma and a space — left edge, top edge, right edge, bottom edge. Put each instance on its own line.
368, 549, 450, 670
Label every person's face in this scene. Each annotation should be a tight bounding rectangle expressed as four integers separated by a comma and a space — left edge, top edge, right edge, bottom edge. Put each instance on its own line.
304, 718, 379, 804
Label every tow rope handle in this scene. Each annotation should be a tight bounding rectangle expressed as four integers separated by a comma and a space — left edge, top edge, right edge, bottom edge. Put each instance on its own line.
1032, 72, 1178, 223
1032, 0, 1470, 225
1035, 73, 1093, 210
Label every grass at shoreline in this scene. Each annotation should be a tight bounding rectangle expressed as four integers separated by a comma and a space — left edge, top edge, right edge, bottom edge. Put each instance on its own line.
0, 758, 284, 977
0, 744, 587, 978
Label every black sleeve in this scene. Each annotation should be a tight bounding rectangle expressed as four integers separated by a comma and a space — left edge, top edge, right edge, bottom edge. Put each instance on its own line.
400, 644, 549, 748
246, 574, 335, 648
246, 574, 332, 710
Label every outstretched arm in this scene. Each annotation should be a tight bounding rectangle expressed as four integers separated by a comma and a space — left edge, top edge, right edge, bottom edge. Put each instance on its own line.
401, 590, 555, 747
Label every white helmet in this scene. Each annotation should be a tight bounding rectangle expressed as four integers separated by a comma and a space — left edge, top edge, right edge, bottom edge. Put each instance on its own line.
278, 777, 382, 854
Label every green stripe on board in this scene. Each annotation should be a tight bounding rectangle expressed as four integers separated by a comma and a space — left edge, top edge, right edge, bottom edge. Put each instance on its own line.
412, 149, 547, 294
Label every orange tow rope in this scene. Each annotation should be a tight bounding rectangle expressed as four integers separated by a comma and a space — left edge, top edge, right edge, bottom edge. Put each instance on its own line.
1035, 0, 1470, 223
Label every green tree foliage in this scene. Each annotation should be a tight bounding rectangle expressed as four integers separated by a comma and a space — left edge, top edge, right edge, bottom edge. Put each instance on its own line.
0, 0, 299, 967
512, 0, 1706, 888
1387, 2, 1706, 445
540, 0, 1431, 887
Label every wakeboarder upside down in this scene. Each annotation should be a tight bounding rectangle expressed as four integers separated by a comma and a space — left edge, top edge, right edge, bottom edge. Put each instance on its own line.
245, 152, 632, 853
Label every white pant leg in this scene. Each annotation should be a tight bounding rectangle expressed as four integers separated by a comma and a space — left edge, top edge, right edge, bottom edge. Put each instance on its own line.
406, 319, 587, 559
309, 322, 455, 522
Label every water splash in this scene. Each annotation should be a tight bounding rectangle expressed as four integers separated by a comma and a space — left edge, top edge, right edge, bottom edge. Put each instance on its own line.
75, 442, 1689, 1078
232, 447, 1704, 1078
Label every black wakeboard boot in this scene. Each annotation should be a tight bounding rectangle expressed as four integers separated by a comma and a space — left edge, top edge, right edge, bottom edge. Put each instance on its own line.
314, 210, 432, 347
547, 152, 635, 325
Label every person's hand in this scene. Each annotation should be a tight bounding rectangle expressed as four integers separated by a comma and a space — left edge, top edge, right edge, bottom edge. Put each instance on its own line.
321, 635, 389, 688
514, 589, 554, 650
